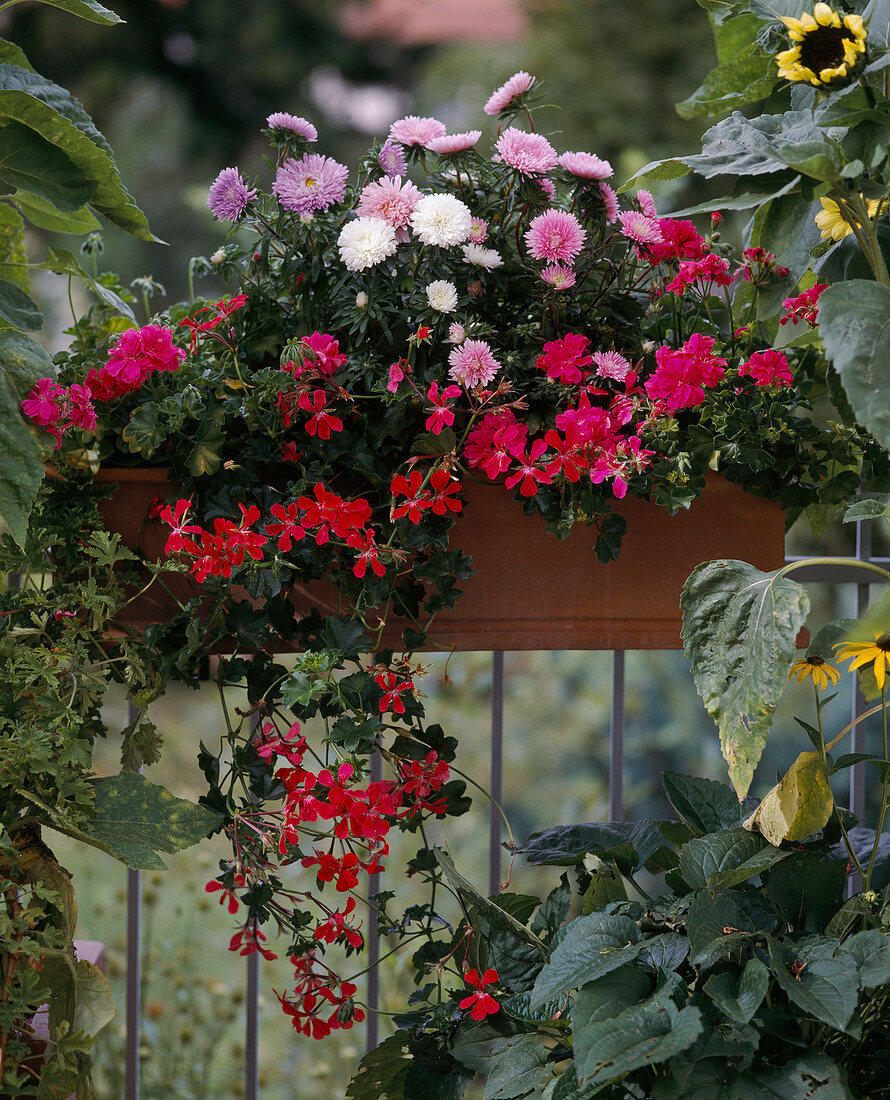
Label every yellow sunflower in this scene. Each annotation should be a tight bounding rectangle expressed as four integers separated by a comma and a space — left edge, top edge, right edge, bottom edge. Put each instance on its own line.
815, 196, 888, 241
789, 656, 841, 691
834, 633, 890, 689
776, 4, 867, 87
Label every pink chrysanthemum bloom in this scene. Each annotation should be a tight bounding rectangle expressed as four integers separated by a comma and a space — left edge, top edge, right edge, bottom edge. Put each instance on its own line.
558, 151, 613, 180
541, 264, 576, 289
483, 71, 536, 115
637, 190, 657, 217
378, 139, 407, 177
266, 113, 317, 141
207, 167, 256, 222
469, 217, 488, 243
273, 154, 348, 216
593, 350, 632, 382
427, 130, 482, 154
448, 339, 501, 388
448, 322, 467, 344
388, 115, 447, 148
525, 209, 586, 262
357, 176, 422, 237
599, 182, 619, 224
617, 210, 663, 246
539, 177, 556, 201
493, 128, 557, 176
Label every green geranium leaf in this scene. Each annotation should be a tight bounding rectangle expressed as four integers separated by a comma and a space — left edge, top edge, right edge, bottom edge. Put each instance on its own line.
0, 328, 51, 545
681, 560, 810, 798
704, 958, 770, 1025
529, 913, 644, 1007
819, 280, 890, 453
767, 937, 859, 1033
663, 772, 749, 833
0, 120, 95, 212
743, 750, 834, 845
0, 0, 121, 24
843, 928, 890, 988
56, 771, 222, 870
0, 275, 41, 329
575, 1002, 702, 1091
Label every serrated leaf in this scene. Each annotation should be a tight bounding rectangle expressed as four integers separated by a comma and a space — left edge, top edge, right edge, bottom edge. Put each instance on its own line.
481, 1035, 550, 1100
346, 1033, 412, 1099
819, 280, 890, 453
704, 958, 769, 1024
681, 560, 810, 798
686, 887, 777, 968
517, 819, 665, 872
651, 1053, 852, 1099
768, 937, 859, 1033
529, 912, 644, 1007
55, 771, 221, 870
73, 959, 114, 1038
575, 1002, 702, 1091
680, 828, 771, 890
663, 772, 748, 833
843, 928, 890, 988
744, 751, 834, 846
0, 328, 51, 544
0, 0, 121, 24
766, 852, 846, 927
572, 965, 651, 1029
638, 933, 689, 972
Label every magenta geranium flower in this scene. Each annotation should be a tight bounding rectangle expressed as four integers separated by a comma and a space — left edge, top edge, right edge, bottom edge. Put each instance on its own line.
207, 167, 256, 222
388, 115, 446, 148
525, 209, 586, 263
483, 71, 535, 115
739, 349, 793, 386
493, 128, 557, 176
558, 150, 613, 180
448, 339, 501, 388
21, 377, 65, 427
273, 154, 348, 216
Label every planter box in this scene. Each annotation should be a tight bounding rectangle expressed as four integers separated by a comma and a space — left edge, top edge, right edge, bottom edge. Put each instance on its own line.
93, 468, 784, 651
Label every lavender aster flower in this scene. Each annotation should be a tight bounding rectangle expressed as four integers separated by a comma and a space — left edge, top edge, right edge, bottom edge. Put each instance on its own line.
273, 154, 349, 216
266, 113, 318, 142
207, 167, 256, 222
378, 140, 407, 178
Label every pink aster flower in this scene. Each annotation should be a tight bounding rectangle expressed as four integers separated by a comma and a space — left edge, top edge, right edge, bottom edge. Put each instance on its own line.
427, 130, 482, 154
541, 264, 576, 289
266, 113, 317, 141
592, 350, 632, 382
484, 71, 536, 115
637, 190, 657, 217
273, 154, 348, 216
599, 182, 619, 224
207, 167, 256, 222
448, 322, 466, 344
388, 115, 447, 148
469, 217, 488, 243
448, 339, 501, 388
378, 139, 407, 177
493, 128, 557, 176
539, 177, 556, 201
525, 209, 586, 262
558, 151, 613, 180
357, 175, 422, 239
617, 210, 663, 246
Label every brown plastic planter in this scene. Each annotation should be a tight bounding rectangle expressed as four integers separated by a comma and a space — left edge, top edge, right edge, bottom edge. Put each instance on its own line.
92, 467, 784, 651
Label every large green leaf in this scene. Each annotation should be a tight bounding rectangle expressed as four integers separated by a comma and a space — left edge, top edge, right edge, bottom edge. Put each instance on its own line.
684, 111, 836, 179
819, 280, 890, 453
11, 189, 100, 233
686, 887, 777, 968
0, 89, 154, 239
0, 201, 27, 290
0, 328, 51, 545
766, 852, 846, 928
681, 560, 810, 798
346, 1033, 412, 1099
529, 913, 644, 1007
663, 772, 748, 833
767, 937, 859, 1033
704, 958, 769, 1024
0, 274, 41, 329
517, 819, 665, 872
0, 0, 120, 23
574, 1002, 702, 1091
0, 63, 113, 156
676, 13, 775, 120
57, 771, 221, 870
744, 750, 834, 845
480, 1035, 551, 1100
743, 192, 824, 319
0, 120, 95, 212
843, 928, 890, 988
652, 1054, 853, 1099
72, 958, 115, 1038
679, 828, 771, 890
572, 966, 652, 1029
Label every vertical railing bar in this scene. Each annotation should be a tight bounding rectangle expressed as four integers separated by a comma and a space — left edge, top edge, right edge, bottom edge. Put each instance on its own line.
609, 651, 626, 823
246, 708, 261, 1100
850, 517, 873, 824
125, 702, 141, 1100
489, 651, 505, 897
365, 746, 382, 1052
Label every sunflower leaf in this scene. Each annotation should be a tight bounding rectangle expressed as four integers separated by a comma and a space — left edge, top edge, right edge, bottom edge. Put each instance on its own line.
743, 751, 834, 845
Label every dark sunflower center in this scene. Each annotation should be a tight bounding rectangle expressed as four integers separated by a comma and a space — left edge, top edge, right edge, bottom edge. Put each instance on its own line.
799, 25, 849, 72
809, 656, 825, 666
878, 634, 890, 651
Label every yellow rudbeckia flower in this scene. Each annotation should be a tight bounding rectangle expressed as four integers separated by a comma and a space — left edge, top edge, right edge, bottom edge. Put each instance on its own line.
834, 633, 890, 689
789, 656, 841, 691
815, 196, 888, 241
776, 4, 867, 86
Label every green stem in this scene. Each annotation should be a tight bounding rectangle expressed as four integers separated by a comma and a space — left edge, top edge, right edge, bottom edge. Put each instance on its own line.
865, 685, 890, 889
779, 557, 890, 585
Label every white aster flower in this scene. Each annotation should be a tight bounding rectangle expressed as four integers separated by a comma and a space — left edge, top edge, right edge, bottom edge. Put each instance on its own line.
210, 248, 226, 264
425, 279, 458, 312
410, 193, 473, 247
337, 217, 397, 271
355, 291, 369, 309
462, 243, 503, 270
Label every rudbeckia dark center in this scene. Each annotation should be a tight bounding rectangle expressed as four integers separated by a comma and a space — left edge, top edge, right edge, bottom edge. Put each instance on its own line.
809, 656, 825, 666
878, 634, 890, 650
799, 25, 848, 71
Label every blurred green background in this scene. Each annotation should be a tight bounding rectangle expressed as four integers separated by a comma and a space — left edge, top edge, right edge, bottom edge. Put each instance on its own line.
9, 0, 886, 1094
